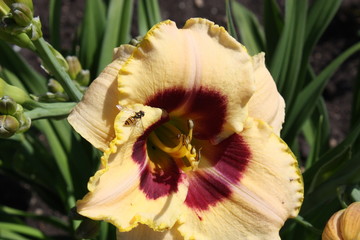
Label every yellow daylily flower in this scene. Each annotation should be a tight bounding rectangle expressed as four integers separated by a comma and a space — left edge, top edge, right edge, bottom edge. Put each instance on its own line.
68, 18, 304, 239
322, 202, 360, 240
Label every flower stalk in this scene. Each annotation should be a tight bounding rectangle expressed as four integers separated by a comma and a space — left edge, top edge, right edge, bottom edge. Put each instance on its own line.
32, 37, 83, 102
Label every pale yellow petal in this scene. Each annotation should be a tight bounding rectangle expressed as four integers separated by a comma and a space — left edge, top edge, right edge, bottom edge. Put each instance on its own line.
176, 118, 303, 239
68, 44, 135, 151
118, 18, 255, 141
248, 53, 285, 135
77, 106, 188, 232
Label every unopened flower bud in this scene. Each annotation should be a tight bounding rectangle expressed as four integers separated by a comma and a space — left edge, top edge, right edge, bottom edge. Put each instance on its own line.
66, 56, 82, 80
11, 3, 33, 27
0, 96, 17, 115
14, 0, 34, 12
0, 115, 20, 138
0, 78, 31, 104
75, 69, 90, 86
322, 202, 360, 240
48, 79, 64, 93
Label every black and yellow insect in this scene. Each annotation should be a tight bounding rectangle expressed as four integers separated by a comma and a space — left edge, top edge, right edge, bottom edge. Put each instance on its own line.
124, 110, 145, 126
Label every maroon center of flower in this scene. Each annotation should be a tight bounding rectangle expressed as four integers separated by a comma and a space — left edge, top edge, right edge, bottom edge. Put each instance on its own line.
146, 88, 227, 140
131, 88, 251, 210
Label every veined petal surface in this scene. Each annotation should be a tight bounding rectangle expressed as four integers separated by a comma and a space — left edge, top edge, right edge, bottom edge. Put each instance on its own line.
175, 118, 303, 239
68, 45, 135, 151
77, 105, 188, 231
248, 53, 285, 135
118, 18, 255, 142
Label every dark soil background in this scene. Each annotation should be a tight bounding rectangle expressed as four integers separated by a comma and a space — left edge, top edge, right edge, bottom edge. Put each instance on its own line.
1, 0, 360, 238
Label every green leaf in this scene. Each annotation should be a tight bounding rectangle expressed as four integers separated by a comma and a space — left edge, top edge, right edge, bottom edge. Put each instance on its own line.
0, 205, 69, 232
225, 0, 238, 41
269, 0, 307, 105
304, 117, 360, 194
283, 42, 360, 144
78, 0, 106, 71
230, 0, 265, 55
49, 0, 62, 50
263, 0, 283, 64
0, 223, 49, 239
97, 0, 134, 74
137, 0, 161, 35
296, 0, 341, 91
0, 40, 46, 94
37, 119, 76, 212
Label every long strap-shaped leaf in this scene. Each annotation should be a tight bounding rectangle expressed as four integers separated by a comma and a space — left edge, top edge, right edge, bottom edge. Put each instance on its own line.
230, 0, 265, 55
270, 0, 307, 104
97, 0, 134, 74
79, 0, 106, 72
0, 41, 46, 94
283, 42, 360, 144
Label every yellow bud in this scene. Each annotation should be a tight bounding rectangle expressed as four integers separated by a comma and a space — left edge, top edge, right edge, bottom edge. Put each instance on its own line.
66, 56, 82, 80
322, 202, 360, 240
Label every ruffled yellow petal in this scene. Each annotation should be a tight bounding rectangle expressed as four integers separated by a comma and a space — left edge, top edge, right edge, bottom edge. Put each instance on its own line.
68, 45, 135, 151
118, 18, 255, 142
117, 224, 183, 240
77, 105, 188, 231
176, 118, 303, 239
248, 53, 285, 135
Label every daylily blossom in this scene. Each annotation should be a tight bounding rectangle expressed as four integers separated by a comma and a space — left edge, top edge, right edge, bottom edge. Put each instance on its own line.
68, 18, 304, 239
322, 202, 360, 240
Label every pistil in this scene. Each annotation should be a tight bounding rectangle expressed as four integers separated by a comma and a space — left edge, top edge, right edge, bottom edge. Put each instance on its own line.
149, 120, 201, 171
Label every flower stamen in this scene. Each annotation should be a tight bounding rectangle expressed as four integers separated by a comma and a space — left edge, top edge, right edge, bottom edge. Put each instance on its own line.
149, 119, 201, 171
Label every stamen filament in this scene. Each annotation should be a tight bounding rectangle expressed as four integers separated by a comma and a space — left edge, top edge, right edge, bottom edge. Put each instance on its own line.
149, 119, 201, 171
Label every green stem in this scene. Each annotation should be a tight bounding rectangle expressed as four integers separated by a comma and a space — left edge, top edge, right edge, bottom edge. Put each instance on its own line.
25, 102, 76, 120
32, 37, 82, 102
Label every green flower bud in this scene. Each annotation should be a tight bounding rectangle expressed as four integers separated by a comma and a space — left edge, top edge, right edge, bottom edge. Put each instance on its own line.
11, 3, 33, 27
48, 79, 64, 93
0, 78, 31, 104
66, 56, 82, 80
0, 115, 20, 138
14, 0, 33, 12
12, 104, 31, 133
75, 69, 90, 86
0, 96, 17, 114
0, 31, 35, 50
29, 16, 41, 40
17, 112, 30, 133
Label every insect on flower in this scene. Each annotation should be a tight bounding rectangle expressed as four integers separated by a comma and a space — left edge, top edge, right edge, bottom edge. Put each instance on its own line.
116, 105, 145, 126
